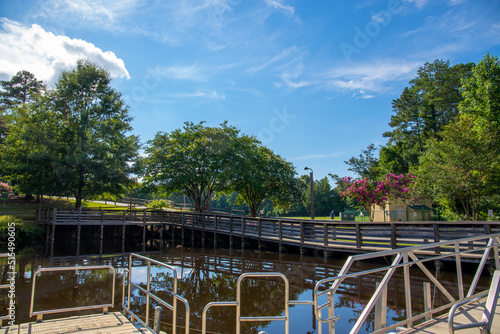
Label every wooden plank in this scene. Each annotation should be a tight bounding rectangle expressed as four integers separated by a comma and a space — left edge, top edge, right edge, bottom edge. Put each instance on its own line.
16, 312, 153, 334
402, 296, 500, 334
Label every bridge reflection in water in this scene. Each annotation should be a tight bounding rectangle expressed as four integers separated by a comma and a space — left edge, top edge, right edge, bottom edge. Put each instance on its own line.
4, 233, 496, 334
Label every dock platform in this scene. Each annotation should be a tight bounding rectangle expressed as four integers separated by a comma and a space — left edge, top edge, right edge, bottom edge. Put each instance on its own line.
400, 296, 500, 334
1, 312, 153, 334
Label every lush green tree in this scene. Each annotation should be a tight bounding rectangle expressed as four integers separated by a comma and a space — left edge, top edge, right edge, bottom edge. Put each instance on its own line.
143, 121, 300, 215
377, 143, 408, 176
52, 60, 139, 208
0, 71, 45, 162
1, 63, 138, 207
229, 144, 301, 217
1, 96, 62, 200
344, 143, 380, 179
416, 115, 500, 220
381, 59, 473, 172
460, 53, 500, 128
0, 70, 45, 109
142, 121, 246, 213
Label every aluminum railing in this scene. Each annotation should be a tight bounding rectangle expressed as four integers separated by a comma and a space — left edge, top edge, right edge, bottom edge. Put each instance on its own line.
201, 272, 315, 334
29, 265, 116, 322
0, 253, 15, 327
313, 233, 500, 334
448, 269, 500, 333
122, 253, 190, 334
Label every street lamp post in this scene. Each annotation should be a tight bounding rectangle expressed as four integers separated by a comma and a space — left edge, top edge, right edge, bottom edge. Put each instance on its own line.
304, 167, 314, 219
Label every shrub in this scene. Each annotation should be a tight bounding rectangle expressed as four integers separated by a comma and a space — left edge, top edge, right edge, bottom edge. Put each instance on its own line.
146, 199, 172, 210
0, 215, 44, 249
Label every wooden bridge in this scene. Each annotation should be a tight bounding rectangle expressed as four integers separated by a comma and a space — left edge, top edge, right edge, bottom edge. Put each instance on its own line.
37, 208, 500, 260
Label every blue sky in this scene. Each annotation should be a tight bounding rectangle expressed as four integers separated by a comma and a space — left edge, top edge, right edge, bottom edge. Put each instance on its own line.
1, 0, 499, 180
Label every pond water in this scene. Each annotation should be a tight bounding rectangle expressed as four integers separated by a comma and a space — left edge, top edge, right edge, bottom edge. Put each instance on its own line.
0, 238, 491, 334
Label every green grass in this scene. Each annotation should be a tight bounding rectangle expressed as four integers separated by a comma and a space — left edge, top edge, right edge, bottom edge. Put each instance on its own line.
0, 196, 126, 213
284, 216, 337, 220
281, 216, 371, 222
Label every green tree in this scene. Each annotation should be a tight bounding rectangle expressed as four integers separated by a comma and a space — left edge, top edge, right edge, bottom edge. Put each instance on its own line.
1, 95, 62, 200
0, 70, 45, 109
53, 60, 139, 207
381, 59, 473, 172
0, 71, 45, 162
377, 143, 408, 176
416, 115, 500, 220
460, 53, 500, 128
344, 143, 380, 179
142, 121, 245, 213
230, 144, 300, 217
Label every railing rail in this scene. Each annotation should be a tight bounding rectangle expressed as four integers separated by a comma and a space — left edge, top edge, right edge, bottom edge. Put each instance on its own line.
123, 253, 190, 334
0, 253, 15, 327
201, 272, 316, 334
313, 233, 500, 334
29, 265, 116, 322
36, 208, 500, 256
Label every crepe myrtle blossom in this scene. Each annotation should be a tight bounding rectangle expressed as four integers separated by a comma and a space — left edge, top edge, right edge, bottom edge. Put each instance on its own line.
0, 182, 12, 193
340, 173, 416, 220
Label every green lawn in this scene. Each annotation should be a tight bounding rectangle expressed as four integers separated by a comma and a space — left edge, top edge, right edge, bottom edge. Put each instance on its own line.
0, 196, 126, 214
281, 216, 370, 222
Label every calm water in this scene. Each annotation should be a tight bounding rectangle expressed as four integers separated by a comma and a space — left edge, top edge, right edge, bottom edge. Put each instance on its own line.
1, 238, 491, 334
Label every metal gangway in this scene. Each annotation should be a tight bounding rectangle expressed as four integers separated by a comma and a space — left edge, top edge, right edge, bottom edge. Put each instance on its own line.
9, 233, 500, 334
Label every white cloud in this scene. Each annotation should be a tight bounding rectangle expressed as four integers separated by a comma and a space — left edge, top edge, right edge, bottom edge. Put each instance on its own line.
154, 65, 207, 81
168, 90, 226, 101
0, 18, 129, 84
352, 90, 375, 99
403, 0, 428, 9
247, 47, 298, 73
322, 61, 421, 93
264, 0, 295, 16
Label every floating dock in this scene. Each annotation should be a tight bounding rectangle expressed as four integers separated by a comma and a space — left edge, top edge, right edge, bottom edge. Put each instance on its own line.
1, 312, 153, 334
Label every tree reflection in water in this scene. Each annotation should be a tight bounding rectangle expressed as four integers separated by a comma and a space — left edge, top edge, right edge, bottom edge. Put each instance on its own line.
129, 257, 303, 334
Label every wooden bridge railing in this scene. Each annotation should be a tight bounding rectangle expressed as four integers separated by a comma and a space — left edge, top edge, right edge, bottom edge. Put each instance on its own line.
36, 208, 500, 253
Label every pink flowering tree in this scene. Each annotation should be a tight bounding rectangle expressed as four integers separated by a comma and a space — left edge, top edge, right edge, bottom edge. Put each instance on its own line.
340, 173, 417, 221
0, 182, 12, 193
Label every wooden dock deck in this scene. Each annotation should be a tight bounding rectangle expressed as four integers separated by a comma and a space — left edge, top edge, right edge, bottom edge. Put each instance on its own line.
1, 312, 152, 334
400, 295, 500, 333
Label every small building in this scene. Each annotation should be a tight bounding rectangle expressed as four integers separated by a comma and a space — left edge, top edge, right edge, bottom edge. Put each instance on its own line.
371, 199, 433, 222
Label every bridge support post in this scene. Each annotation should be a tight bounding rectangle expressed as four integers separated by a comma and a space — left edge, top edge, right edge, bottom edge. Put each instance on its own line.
300, 247, 306, 256
423, 282, 432, 321
100, 224, 104, 254
122, 224, 125, 253
374, 282, 388, 331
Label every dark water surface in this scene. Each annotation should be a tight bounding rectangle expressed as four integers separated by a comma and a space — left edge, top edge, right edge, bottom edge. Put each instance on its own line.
1, 240, 491, 334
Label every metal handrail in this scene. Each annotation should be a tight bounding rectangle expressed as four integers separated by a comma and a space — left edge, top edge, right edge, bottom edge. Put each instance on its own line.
29, 265, 116, 322
202, 272, 316, 334
313, 233, 500, 334
448, 269, 500, 334
0, 253, 15, 327
122, 253, 190, 334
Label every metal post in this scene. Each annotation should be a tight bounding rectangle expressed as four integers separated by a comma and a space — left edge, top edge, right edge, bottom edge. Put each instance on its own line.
374, 282, 387, 330
423, 282, 432, 321
153, 306, 162, 333
305, 167, 315, 219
